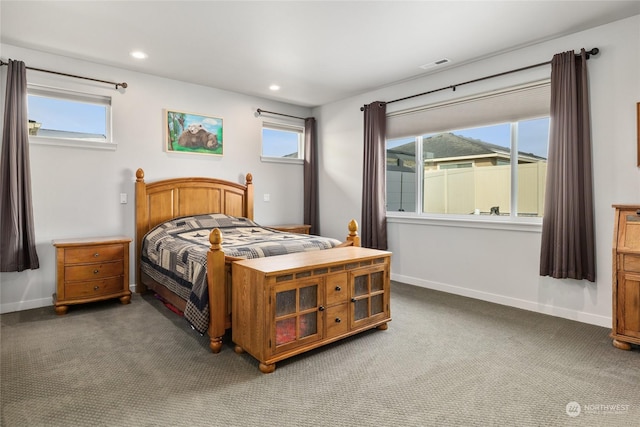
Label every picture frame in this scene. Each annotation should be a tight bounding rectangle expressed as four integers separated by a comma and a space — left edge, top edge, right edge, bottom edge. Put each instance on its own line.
637, 102, 639, 167
165, 109, 223, 156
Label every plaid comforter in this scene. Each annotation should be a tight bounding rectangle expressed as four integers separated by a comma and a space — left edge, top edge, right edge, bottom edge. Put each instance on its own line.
140, 213, 341, 334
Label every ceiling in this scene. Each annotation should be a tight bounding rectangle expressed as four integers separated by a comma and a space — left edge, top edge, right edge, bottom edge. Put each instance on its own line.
1, 1, 639, 107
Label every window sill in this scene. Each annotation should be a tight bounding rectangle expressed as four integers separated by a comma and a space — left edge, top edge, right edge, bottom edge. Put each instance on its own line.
29, 136, 117, 151
386, 212, 542, 233
260, 156, 303, 165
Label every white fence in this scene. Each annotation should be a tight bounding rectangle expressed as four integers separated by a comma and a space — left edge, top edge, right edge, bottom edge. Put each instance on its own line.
387, 162, 546, 216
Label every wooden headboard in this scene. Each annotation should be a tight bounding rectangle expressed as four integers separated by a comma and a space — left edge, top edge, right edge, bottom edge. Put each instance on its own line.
134, 168, 254, 288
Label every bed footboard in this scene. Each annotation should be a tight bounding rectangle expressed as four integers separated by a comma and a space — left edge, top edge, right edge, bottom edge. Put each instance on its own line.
205, 219, 360, 353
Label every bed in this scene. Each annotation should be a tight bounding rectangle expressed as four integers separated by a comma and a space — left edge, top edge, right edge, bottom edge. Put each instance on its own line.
134, 168, 360, 353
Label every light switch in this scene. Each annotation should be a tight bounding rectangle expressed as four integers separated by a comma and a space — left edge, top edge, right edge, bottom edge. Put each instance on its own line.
120, 193, 128, 204
263, 193, 270, 202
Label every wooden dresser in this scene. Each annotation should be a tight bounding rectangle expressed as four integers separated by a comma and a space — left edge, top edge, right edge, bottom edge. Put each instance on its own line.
52, 236, 132, 315
232, 246, 391, 373
611, 205, 640, 350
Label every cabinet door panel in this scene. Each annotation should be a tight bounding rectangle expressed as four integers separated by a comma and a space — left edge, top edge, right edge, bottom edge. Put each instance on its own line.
619, 273, 640, 339
275, 289, 297, 317
349, 264, 389, 329
271, 279, 323, 355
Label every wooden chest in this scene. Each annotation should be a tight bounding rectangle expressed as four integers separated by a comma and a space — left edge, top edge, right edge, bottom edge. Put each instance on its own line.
52, 236, 132, 314
232, 246, 391, 373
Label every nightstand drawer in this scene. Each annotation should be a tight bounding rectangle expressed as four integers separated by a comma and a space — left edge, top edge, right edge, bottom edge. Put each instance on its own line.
65, 277, 125, 300
65, 244, 124, 264
65, 260, 124, 281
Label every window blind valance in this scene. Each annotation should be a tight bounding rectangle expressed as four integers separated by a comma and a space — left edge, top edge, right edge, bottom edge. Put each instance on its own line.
386, 81, 550, 139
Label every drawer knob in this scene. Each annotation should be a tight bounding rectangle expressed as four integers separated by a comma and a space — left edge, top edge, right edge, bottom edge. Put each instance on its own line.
335, 318, 341, 323
94, 286, 100, 291
94, 253, 100, 257
318, 306, 325, 311
93, 269, 99, 274
351, 298, 356, 303
335, 286, 341, 291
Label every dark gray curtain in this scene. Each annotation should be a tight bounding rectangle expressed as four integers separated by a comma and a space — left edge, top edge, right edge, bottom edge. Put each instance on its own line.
539, 49, 595, 281
0, 60, 40, 272
303, 117, 319, 234
361, 101, 387, 250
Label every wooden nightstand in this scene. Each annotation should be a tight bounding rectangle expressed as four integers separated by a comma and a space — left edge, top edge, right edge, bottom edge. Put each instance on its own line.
268, 224, 312, 234
52, 236, 132, 315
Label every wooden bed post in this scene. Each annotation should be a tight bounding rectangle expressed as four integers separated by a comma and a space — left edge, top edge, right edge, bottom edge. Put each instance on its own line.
135, 168, 148, 293
245, 173, 254, 221
347, 219, 361, 247
207, 228, 226, 353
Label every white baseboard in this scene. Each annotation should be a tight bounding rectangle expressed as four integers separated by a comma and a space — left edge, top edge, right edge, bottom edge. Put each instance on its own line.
0, 284, 138, 315
391, 273, 611, 328
1, 297, 52, 314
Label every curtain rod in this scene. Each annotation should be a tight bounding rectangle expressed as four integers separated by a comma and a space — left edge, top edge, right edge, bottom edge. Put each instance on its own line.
256, 108, 307, 121
360, 47, 599, 111
0, 59, 128, 89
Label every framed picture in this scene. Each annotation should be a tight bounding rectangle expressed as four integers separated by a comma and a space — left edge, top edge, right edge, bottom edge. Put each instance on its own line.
165, 109, 223, 156
637, 102, 639, 167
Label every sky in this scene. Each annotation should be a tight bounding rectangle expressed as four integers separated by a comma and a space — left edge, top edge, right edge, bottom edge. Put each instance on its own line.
388, 117, 550, 159
28, 95, 106, 135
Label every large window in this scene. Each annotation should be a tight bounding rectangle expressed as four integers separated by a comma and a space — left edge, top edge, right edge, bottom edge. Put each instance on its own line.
27, 85, 112, 149
386, 82, 550, 218
261, 122, 304, 162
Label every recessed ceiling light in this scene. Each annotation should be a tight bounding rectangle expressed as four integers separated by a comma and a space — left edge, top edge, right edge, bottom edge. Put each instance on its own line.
130, 51, 148, 59
269, 84, 280, 91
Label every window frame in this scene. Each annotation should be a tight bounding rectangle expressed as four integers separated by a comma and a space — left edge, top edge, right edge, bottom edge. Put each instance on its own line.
26, 84, 114, 150
385, 85, 550, 231
260, 121, 305, 164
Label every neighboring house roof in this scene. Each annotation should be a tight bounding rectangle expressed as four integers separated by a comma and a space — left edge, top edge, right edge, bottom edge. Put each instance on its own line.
35, 129, 106, 140
388, 132, 547, 162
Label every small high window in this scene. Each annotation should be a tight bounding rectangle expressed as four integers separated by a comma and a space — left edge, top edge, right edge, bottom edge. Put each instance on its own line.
27, 85, 112, 149
261, 122, 304, 162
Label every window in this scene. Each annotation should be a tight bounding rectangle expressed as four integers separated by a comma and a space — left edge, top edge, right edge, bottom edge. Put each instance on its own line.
27, 85, 112, 149
386, 82, 550, 218
261, 122, 304, 162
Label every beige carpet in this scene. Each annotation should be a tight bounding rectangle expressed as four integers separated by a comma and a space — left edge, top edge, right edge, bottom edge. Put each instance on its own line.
2, 281, 639, 426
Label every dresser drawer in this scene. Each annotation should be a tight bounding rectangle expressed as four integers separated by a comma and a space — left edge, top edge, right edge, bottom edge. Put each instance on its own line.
65, 260, 124, 281
65, 276, 125, 300
325, 304, 349, 338
65, 244, 124, 264
622, 254, 640, 273
326, 272, 348, 306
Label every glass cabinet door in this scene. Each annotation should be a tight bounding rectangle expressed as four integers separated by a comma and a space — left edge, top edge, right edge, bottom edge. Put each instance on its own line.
350, 266, 388, 328
272, 279, 323, 353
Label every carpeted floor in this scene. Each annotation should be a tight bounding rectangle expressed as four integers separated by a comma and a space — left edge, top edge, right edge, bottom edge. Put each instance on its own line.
1, 281, 639, 426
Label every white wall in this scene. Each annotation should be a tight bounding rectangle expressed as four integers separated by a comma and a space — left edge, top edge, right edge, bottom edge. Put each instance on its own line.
2, 16, 639, 326
314, 15, 640, 327
0, 44, 312, 313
